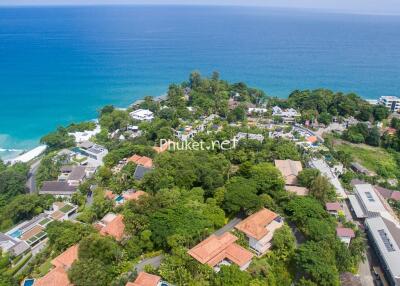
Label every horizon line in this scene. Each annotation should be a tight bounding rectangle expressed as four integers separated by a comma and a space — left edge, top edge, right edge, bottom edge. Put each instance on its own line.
0, 3, 400, 17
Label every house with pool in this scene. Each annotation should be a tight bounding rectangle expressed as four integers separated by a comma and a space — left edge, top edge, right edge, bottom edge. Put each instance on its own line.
0, 202, 77, 256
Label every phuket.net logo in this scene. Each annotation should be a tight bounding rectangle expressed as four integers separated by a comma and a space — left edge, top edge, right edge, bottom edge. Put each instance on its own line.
159, 138, 238, 151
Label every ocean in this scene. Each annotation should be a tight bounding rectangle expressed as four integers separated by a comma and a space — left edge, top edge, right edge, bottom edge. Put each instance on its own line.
0, 5, 400, 159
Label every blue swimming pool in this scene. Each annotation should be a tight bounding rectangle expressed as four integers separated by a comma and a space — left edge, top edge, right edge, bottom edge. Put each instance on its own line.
9, 229, 22, 238
23, 279, 35, 286
115, 195, 124, 203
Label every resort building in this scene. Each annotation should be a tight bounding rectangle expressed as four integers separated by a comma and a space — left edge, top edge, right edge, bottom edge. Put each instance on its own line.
235, 208, 284, 255
274, 159, 302, 186
34, 244, 78, 286
248, 107, 267, 114
347, 183, 397, 223
1, 202, 77, 254
365, 216, 400, 286
130, 109, 154, 121
128, 154, 153, 168
127, 272, 163, 286
75, 141, 108, 167
188, 232, 253, 272
378, 96, 400, 112
336, 227, 355, 247
98, 213, 125, 241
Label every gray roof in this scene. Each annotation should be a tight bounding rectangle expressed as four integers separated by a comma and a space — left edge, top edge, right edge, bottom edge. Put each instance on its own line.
67, 166, 86, 181
40, 181, 77, 195
10, 241, 30, 256
365, 216, 400, 282
79, 141, 94, 149
60, 165, 73, 173
134, 165, 152, 180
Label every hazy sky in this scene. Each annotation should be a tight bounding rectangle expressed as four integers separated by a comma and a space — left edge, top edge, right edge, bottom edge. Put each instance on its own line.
1, 0, 400, 15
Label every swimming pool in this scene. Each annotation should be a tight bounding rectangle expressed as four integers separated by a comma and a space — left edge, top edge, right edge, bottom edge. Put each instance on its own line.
22, 279, 35, 286
115, 195, 124, 203
9, 229, 22, 238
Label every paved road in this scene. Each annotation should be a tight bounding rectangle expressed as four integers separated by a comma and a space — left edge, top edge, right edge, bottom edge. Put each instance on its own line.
134, 255, 163, 273
213, 217, 242, 236
26, 159, 41, 193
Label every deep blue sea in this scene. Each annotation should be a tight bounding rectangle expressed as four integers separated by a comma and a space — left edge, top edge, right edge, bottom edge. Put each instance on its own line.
1, 5, 400, 159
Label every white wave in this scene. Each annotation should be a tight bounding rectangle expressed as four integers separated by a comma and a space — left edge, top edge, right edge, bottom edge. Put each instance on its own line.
0, 148, 23, 152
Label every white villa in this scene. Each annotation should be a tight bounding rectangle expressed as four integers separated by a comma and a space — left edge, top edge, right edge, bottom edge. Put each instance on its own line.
129, 109, 154, 121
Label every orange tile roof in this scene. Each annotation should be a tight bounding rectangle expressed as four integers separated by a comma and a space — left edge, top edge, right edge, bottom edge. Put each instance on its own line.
306, 136, 318, 143
123, 190, 147, 201
235, 208, 278, 240
104, 190, 116, 200
100, 214, 125, 241
188, 233, 253, 268
127, 272, 161, 286
274, 160, 302, 185
153, 140, 172, 154
34, 245, 78, 286
51, 244, 79, 269
128, 154, 153, 168
34, 266, 72, 286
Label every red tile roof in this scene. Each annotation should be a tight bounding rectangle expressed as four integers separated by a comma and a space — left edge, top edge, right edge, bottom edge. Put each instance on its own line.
187, 233, 253, 268
235, 208, 278, 240
34, 266, 73, 286
123, 190, 147, 201
336, 227, 355, 238
326, 202, 341, 212
391, 191, 400, 201
128, 155, 153, 168
127, 272, 161, 286
153, 140, 172, 154
100, 214, 125, 241
105, 190, 116, 200
306, 136, 318, 144
34, 245, 78, 286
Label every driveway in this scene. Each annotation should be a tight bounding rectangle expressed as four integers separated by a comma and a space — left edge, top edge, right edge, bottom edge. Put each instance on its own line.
134, 255, 163, 273
213, 216, 242, 236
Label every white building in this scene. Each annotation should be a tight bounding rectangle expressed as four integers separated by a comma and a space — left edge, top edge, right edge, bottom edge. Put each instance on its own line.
129, 109, 154, 121
68, 124, 101, 143
235, 132, 264, 143
235, 208, 284, 255
378, 96, 400, 112
76, 141, 108, 167
348, 183, 398, 223
365, 216, 400, 286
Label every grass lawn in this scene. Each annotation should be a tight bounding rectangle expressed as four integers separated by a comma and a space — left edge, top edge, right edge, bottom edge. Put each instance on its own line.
334, 141, 399, 178
38, 258, 53, 276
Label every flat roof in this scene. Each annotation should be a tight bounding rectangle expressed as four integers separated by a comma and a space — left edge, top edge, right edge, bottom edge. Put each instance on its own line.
366, 216, 400, 281
347, 195, 366, 218
354, 184, 387, 214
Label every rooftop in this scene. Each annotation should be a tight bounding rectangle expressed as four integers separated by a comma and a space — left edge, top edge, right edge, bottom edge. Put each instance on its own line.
127, 272, 161, 286
326, 202, 341, 212
67, 166, 86, 181
40, 181, 77, 195
128, 154, 153, 168
274, 160, 302, 185
100, 214, 125, 241
188, 232, 253, 268
336, 227, 355, 238
235, 208, 278, 240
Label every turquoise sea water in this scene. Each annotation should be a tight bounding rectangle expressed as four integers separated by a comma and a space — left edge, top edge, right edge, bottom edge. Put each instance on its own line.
0, 6, 400, 159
